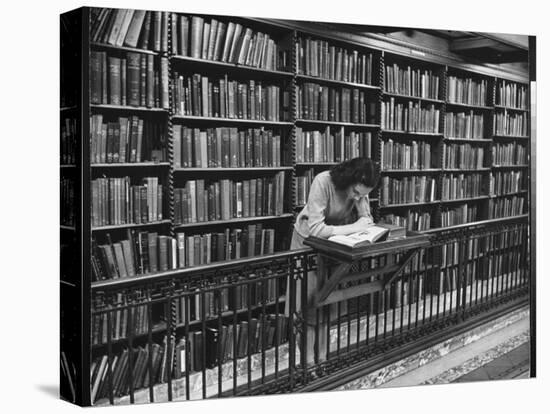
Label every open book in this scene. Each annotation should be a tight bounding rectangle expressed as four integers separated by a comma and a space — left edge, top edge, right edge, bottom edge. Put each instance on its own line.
327, 223, 406, 248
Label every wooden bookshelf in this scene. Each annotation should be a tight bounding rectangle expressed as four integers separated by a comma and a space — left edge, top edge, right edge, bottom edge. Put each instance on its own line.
295, 74, 380, 91
171, 55, 294, 77
172, 115, 293, 126
492, 164, 529, 169
91, 220, 172, 232
174, 166, 294, 172
382, 91, 445, 104
440, 196, 490, 203
445, 102, 493, 111
444, 137, 492, 143
494, 105, 529, 112
442, 168, 491, 172
382, 130, 443, 137
90, 41, 161, 55
295, 119, 379, 128
90, 103, 169, 113
174, 214, 294, 230
91, 162, 171, 168
381, 168, 440, 173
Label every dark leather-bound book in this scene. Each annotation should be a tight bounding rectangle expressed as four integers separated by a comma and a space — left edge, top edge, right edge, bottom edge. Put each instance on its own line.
126, 52, 140, 106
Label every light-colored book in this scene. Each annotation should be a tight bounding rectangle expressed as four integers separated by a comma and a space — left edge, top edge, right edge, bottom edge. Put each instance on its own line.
328, 225, 390, 247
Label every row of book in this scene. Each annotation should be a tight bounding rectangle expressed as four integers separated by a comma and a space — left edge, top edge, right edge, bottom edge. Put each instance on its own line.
489, 171, 526, 196
443, 143, 486, 170
61, 177, 75, 226
384, 63, 440, 99
90, 8, 169, 52
91, 177, 163, 228
488, 195, 525, 219
445, 111, 486, 139
380, 139, 433, 170
295, 169, 314, 207
90, 51, 169, 108
496, 80, 528, 109
91, 314, 289, 403
446, 76, 488, 106
175, 15, 287, 70
381, 99, 440, 133
61, 117, 77, 165
296, 83, 376, 124
92, 277, 283, 345
174, 174, 285, 224
492, 142, 527, 165
380, 211, 432, 231
441, 203, 479, 227
92, 225, 277, 282
172, 73, 286, 121
90, 115, 167, 164
172, 126, 282, 168
493, 111, 528, 137
441, 173, 485, 201
295, 128, 372, 163
296, 37, 373, 84
380, 176, 437, 206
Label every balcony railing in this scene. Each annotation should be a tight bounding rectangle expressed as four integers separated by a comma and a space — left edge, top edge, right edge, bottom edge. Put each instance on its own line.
90, 216, 529, 405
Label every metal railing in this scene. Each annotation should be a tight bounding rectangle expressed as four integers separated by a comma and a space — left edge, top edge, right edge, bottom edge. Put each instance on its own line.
90, 217, 529, 405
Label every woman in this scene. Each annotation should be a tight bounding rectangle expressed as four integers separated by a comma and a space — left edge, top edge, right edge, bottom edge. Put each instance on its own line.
286, 157, 379, 363
292, 156, 379, 249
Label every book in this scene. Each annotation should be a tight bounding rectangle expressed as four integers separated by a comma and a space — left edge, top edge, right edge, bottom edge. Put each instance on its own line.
327, 225, 391, 247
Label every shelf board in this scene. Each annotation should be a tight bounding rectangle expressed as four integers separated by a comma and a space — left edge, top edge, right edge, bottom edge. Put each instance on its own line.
425, 214, 529, 232
381, 168, 440, 173
492, 134, 529, 140
380, 200, 440, 208
296, 119, 380, 128
174, 166, 294, 172
170, 55, 293, 77
92, 220, 171, 232
90, 41, 159, 55
440, 195, 490, 203
91, 104, 169, 113
444, 137, 492, 143
489, 190, 528, 198
91, 162, 170, 168
60, 225, 75, 231
445, 101, 492, 111
492, 164, 529, 169
494, 105, 529, 112
382, 91, 444, 104
295, 162, 338, 167
442, 168, 491, 172
174, 214, 293, 230
296, 74, 381, 91
172, 115, 293, 126
60, 164, 76, 168
60, 105, 77, 112
382, 130, 443, 137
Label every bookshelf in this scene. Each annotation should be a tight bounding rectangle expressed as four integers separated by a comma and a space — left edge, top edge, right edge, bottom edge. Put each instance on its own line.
61, 6, 531, 405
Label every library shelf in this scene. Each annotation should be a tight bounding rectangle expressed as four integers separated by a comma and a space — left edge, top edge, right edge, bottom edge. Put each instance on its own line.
494, 105, 529, 112
61, 164, 77, 169
90, 41, 160, 55
91, 162, 171, 168
295, 74, 381, 91
440, 195, 490, 203
491, 164, 529, 169
295, 198, 379, 210
60, 225, 76, 231
382, 130, 443, 137
489, 190, 528, 198
174, 214, 294, 230
295, 119, 380, 128
60, 105, 77, 112
295, 162, 338, 167
442, 168, 491, 172
172, 115, 294, 126
90, 104, 169, 113
170, 55, 294, 77
381, 168, 441, 174
379, 200, 440, 208
382, 91, 445, 104
492, 134, 530, 140
91, 220, 172, 232
444, 137, 492, 143
445, 101, 492, 111
173, 166, 294, 172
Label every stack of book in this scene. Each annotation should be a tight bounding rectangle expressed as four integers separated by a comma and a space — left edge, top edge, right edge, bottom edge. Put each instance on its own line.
488, 195, 525, 218
90, 51, 169, 109
172, 126, 281, 168
90, 115, 167, 164
441, 173, 484, 200
380, 175, 437, 205
61, 177, 75, 226
381, 99, 440, 133
446, 75, 488, 106
489, 171, 525, 196
296, 37, 373, 84
173, 73, 285, 121
61, 117, 77, 165
174, 15, 287, 71
445, 111, 485, 139
492, 142, 527, 165
381, 139, 432, 170
90, 8, 169, 52
295, 169, 314, 206
296, 83, 375, 123
384, 63, 440, 99
91, 177, 163, 227
295, 127, 372, 163
174, 173, 285, 223
494, 110, 528, 136
441, 203, 479, 227
443, 143, 485, 169
381, 211, 432, 231
496, 80, 528, 109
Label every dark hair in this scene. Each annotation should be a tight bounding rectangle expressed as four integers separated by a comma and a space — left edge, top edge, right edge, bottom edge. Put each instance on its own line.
329, 157, 380, 191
